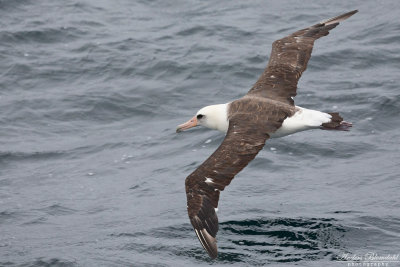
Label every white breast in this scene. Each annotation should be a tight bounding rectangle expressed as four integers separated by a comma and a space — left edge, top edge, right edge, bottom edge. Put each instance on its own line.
270, 106, 332, 138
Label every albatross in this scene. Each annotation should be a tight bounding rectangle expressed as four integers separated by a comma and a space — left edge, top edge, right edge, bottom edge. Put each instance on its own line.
176, 10, 357, 259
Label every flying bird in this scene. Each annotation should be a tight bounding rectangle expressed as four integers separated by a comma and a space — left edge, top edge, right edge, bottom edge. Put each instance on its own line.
176, 10, 357, 259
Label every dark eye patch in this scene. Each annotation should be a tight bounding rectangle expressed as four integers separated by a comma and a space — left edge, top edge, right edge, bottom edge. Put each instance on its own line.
197, 114, 204, 119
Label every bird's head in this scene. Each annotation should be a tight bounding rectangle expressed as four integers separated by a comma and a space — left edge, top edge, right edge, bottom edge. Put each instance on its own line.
176, 104, 229, 133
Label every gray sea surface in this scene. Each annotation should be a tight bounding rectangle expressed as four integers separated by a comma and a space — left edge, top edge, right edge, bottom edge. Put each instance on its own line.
1, 0, 400, 266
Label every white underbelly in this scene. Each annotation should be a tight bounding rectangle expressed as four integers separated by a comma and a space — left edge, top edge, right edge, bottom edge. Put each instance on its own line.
270, 106, 332, 138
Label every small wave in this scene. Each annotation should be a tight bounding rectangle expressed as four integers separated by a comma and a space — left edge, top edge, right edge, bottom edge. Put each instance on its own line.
310, 47, 399, 72
371, 95, 400, 117
269, 140, 376, 160
0, 210, 20, 225
0, 0, 31, 11
0, 151, 66, 162
19, 258, 77, 267
176, 26, 208, 37
21, 216, 48, 226
56, 93, 163, 122
0, 27, 85, 45
36, 204, 77, 216
0, 142, 127, 167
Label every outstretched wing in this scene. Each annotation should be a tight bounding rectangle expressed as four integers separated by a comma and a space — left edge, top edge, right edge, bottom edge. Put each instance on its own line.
185, 102, 289, 258
247, 10, 358, 106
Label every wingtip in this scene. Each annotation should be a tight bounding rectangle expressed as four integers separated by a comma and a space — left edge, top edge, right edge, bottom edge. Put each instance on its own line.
346, 9, 359, 17
348, 9, 359, 15
321, 10, 358, 26
194, 228, 218, 259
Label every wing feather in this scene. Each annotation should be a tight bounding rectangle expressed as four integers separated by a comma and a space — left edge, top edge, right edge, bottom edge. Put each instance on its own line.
247, 10, 358, 105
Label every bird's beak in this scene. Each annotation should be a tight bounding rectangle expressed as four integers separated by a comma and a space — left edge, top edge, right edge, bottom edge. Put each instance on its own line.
176, 116, 198, 133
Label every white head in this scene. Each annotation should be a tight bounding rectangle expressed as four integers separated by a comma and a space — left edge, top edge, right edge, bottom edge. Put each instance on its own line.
176, 103, 229, 133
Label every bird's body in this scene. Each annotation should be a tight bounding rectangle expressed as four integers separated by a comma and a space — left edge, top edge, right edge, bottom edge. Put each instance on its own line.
176, 10, 358, 259
194, 101, 335, 138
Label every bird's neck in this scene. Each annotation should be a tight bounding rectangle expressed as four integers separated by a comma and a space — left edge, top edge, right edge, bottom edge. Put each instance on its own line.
206, 103, 229, 133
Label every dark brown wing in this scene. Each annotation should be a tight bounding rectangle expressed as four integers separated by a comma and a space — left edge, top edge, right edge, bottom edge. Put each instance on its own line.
247, 10, 358, 105
185, 99, 290, 258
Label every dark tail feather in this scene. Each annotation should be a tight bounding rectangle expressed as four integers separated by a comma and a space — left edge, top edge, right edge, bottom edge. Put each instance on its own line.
321, 112, 352, 131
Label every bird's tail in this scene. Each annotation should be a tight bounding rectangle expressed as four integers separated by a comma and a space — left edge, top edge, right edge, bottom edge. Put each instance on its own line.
321, 112, 352, 131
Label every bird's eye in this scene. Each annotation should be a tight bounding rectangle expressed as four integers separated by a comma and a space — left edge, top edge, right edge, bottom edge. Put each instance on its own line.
197, 114, 204, 120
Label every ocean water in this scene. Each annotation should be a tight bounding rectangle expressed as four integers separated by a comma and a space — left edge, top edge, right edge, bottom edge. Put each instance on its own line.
1, 0, 400, 266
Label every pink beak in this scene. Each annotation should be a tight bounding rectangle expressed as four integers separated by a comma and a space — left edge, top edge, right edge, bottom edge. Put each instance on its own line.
176, 116, 198, 133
